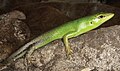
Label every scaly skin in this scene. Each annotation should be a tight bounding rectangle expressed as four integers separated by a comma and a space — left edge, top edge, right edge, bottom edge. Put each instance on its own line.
6, 13, 114, 62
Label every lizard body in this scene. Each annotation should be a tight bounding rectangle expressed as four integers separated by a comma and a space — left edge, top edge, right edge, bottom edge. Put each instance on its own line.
6, 13, 114, 62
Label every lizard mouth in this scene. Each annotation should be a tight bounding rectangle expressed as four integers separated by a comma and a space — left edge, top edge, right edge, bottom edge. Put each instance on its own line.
104, 13, 114, 20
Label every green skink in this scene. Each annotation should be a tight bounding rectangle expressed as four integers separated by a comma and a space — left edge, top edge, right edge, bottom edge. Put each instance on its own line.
6, 13, 114, 62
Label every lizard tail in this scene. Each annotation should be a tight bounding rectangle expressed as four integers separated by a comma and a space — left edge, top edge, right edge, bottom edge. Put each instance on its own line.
5, 41, 33, 63
5, 32, 56, 63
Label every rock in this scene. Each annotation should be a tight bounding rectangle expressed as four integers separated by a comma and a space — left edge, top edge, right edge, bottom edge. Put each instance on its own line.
0, 10, 30, 62
2, 25, 120, 71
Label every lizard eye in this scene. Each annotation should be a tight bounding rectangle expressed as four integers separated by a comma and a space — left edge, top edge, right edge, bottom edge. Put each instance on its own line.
98, 15, 105, 19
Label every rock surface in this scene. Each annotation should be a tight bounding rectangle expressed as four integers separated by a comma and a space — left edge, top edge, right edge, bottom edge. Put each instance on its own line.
2, 25, 120, 71
0, 11, 30, 62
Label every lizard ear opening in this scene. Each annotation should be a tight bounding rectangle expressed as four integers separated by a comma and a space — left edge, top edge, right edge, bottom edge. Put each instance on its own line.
89, 21, 94, 25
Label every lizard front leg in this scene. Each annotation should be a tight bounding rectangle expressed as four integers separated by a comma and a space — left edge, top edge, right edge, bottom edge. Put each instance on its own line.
63, 31, 77, 56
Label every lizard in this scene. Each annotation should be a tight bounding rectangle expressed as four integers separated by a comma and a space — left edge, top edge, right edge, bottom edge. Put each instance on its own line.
6, 12, 114, 62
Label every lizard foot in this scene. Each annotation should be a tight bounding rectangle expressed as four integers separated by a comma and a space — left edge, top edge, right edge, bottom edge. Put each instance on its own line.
66, 46, 73, 58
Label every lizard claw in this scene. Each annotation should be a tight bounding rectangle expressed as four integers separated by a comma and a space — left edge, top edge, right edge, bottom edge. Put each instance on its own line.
66, 46, 73, 58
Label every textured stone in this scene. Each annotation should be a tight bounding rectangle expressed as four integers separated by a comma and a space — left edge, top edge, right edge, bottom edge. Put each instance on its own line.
0, 10, 30, 62
2, 25, 120, 71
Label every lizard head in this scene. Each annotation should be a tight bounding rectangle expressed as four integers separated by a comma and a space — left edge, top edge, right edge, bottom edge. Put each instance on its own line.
87, 12, 114, 28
